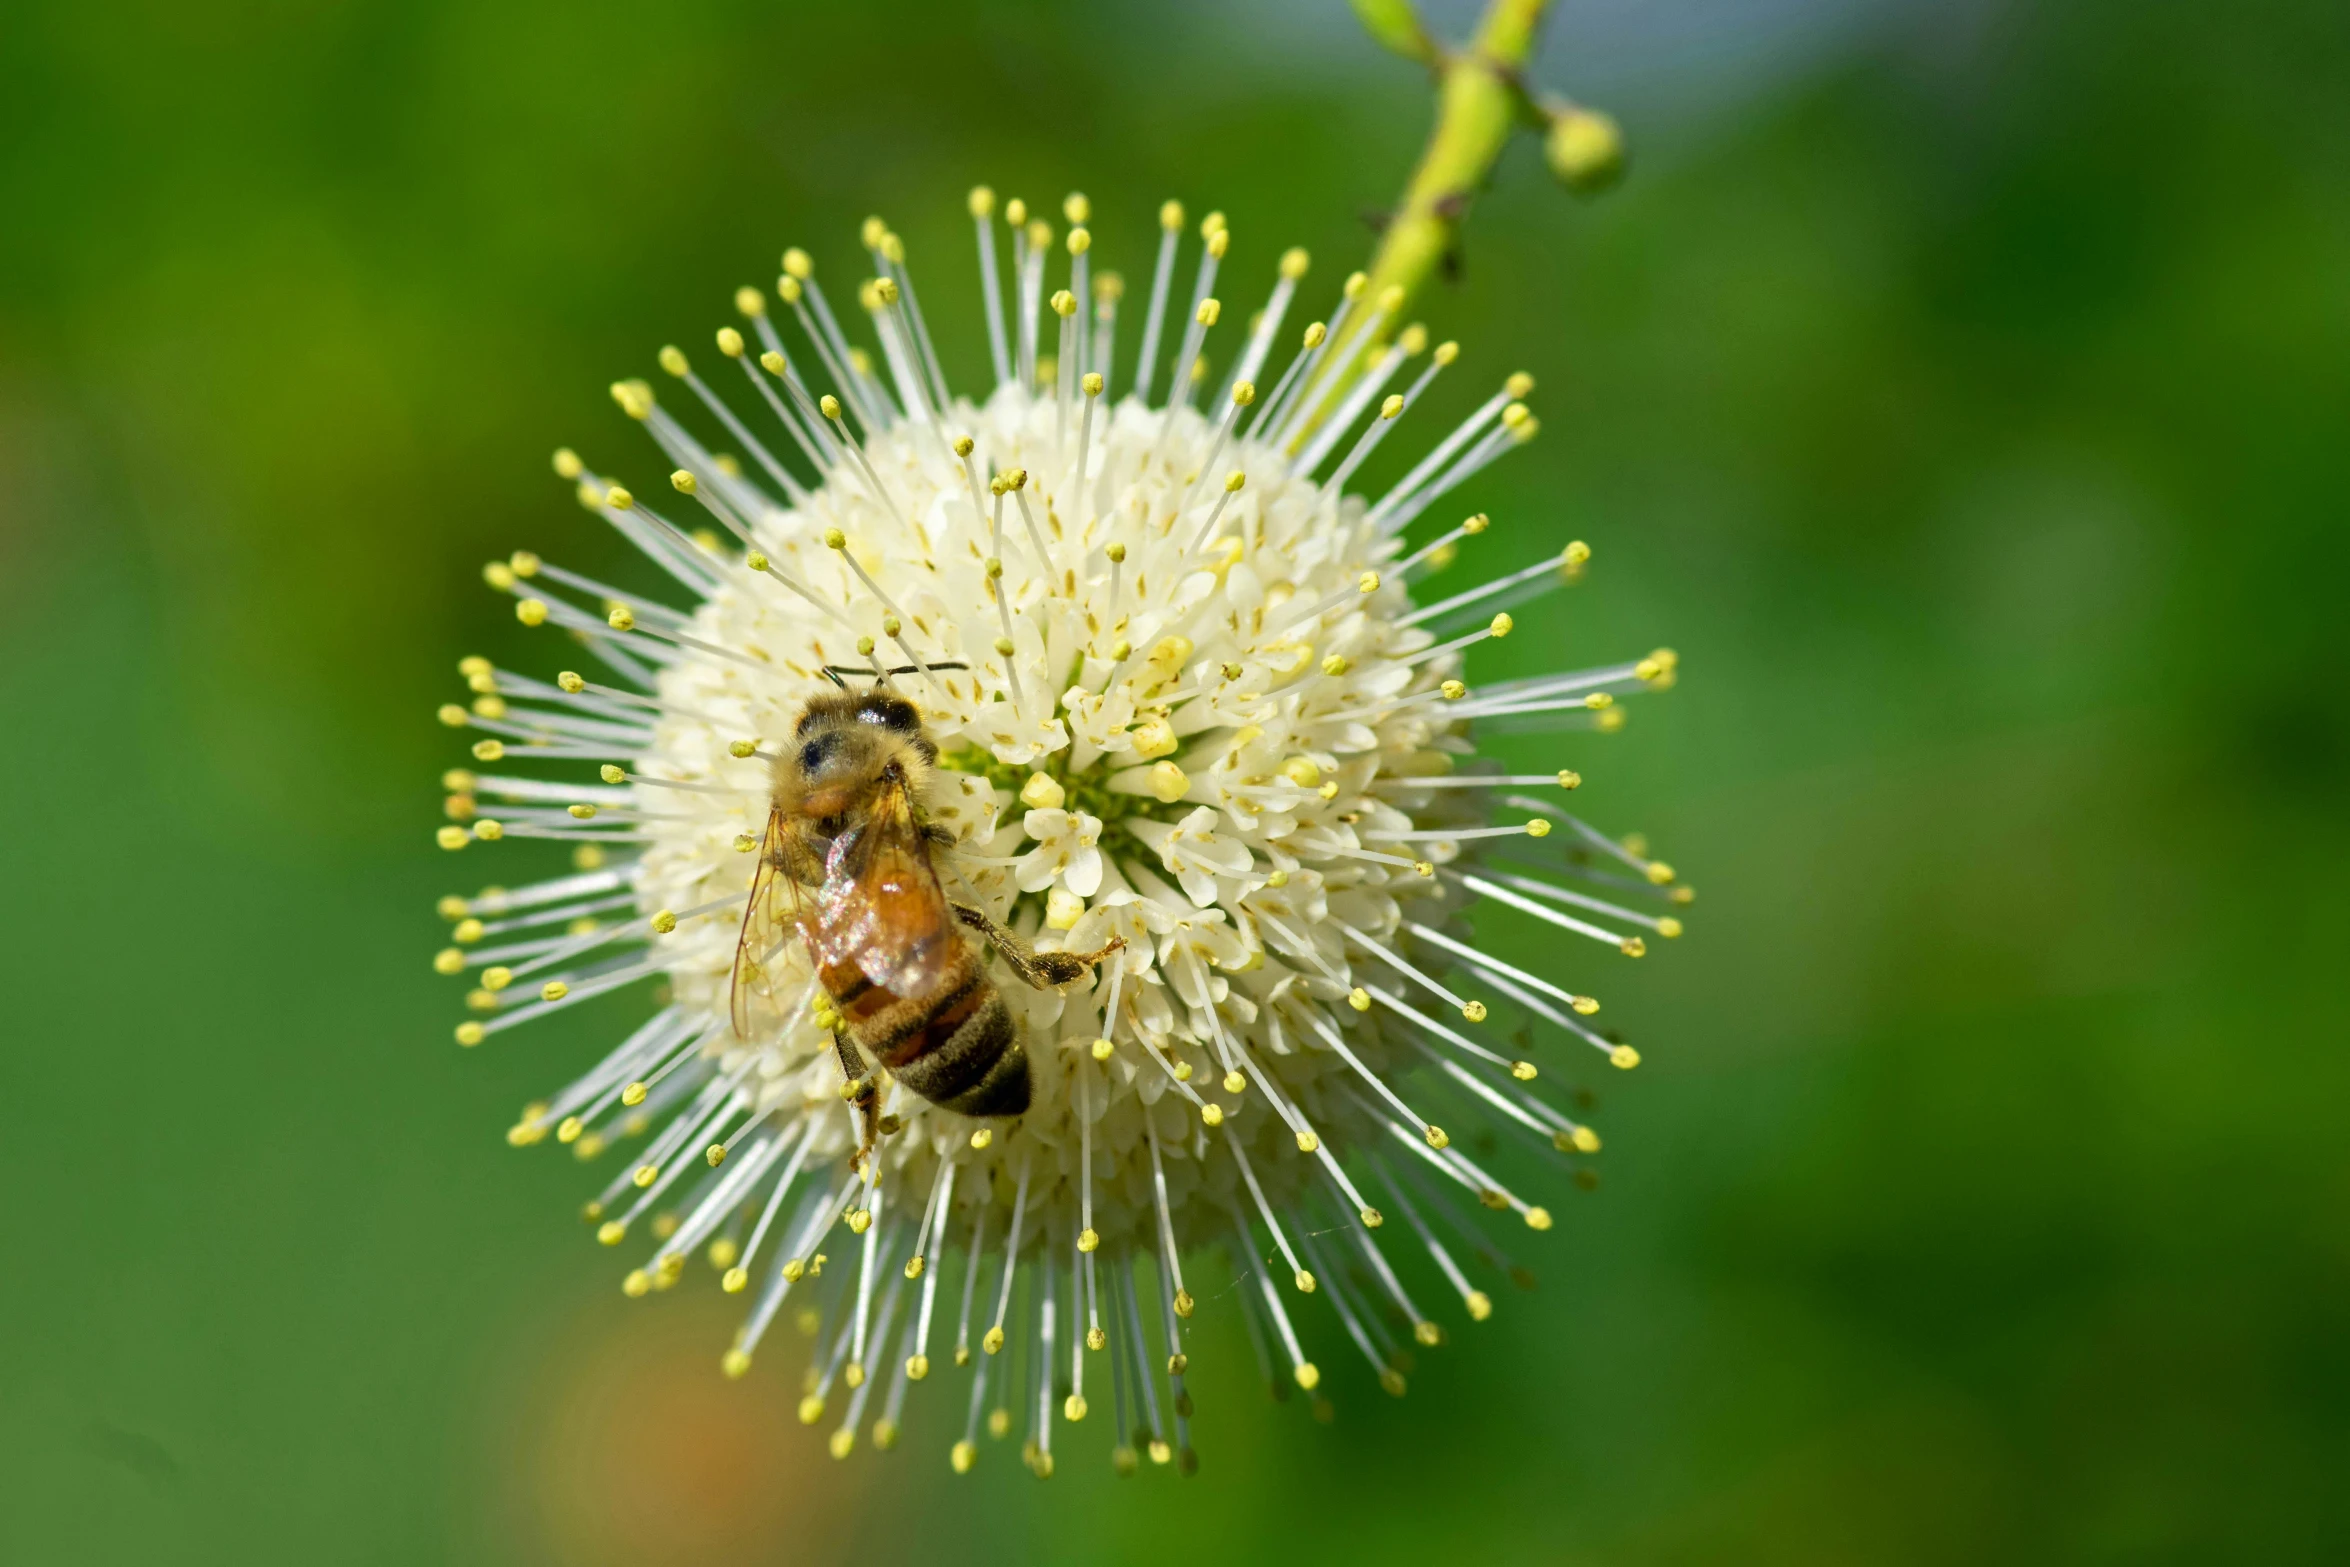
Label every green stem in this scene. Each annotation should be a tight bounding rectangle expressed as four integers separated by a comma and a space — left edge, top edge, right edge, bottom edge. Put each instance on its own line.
1372, 0, 1549, 314
1305, 0, 1550, 434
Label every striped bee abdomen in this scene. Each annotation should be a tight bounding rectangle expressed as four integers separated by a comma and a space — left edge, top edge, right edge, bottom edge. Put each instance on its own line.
875, 973, 1029, 1117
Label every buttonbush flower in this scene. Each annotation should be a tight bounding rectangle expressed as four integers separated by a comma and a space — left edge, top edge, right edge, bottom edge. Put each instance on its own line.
430, 184, 1687, 1477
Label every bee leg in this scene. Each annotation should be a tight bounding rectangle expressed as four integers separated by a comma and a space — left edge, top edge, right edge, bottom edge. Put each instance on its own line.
832, 1031, 882, 1171
776, 822, 829, 886
851, 1093, 883, 1177
952, 903, 1127, 990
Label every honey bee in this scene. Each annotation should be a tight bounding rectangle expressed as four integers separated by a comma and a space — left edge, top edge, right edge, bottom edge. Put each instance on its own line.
733, 673, 1121, 1164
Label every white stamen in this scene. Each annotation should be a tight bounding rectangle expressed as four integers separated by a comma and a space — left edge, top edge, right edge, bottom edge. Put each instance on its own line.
1133, 208, 1183, 405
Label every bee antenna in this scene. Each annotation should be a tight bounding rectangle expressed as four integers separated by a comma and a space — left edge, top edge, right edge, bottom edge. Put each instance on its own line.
828, 662, 970, 681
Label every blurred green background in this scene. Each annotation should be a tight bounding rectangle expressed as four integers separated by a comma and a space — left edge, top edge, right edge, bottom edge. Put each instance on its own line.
5, 0, 2346, 1561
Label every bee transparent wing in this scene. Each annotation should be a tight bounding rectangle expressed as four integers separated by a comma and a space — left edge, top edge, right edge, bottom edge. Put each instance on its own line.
730, 808, 798, 1039
808, 781, 961, 1005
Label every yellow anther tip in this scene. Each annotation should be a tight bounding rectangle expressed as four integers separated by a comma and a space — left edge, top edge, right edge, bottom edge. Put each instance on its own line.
1145, 761, 1189, 804
1611, 1044, 1641, 1069
609, 379, 654, 419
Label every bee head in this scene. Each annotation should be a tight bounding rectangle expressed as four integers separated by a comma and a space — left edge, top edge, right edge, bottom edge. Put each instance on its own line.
779, 688, 938, 820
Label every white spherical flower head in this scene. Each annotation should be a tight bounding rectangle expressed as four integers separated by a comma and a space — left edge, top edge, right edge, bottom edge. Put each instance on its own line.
434, 187, 1690, 1476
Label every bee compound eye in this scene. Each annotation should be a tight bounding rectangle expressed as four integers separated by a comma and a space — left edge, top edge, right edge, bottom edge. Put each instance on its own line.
855, 695, 919, 732
799, 739, 826, 772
